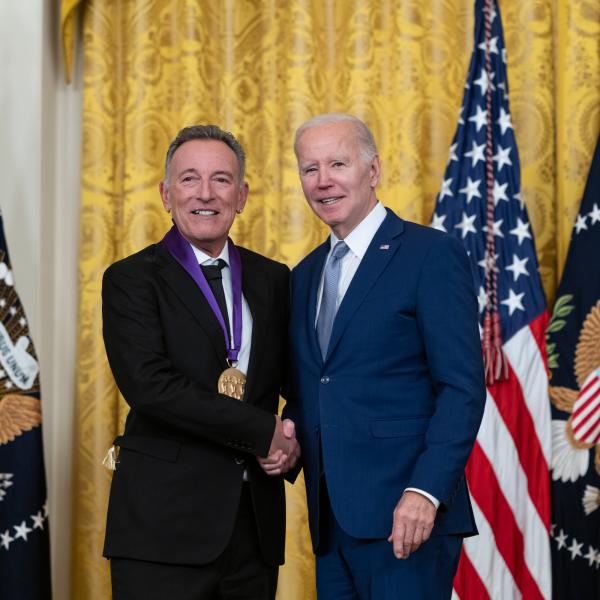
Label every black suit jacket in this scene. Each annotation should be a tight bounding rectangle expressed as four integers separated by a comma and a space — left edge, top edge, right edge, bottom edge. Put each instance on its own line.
102, 242, 289, 567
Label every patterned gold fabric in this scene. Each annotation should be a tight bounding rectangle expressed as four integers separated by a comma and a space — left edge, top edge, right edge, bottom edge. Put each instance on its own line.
62, 1, 600, 598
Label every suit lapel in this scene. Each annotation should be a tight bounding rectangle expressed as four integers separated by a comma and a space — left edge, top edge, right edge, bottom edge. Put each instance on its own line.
305, 240, 330, 365
240, 252, 268, 403
157, 244, 228, 367
325, 210, 405, 361
158, 245, 268, 403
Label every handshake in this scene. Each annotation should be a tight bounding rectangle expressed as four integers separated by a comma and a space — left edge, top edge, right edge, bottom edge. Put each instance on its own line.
257, 415, 301, 476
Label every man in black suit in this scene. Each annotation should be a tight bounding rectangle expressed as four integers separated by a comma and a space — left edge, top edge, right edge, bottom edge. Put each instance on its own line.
102, 125, 299, 600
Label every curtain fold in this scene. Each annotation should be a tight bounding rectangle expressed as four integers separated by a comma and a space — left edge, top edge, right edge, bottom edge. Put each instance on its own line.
60, 0, 83, 83
554, 1, 600, 271
62, 1, 600, 598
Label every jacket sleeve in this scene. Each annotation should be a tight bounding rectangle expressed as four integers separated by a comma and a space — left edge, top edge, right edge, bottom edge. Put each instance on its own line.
281, 269, 303, 484
406, 233, 486, 506
102, 262, 276, 457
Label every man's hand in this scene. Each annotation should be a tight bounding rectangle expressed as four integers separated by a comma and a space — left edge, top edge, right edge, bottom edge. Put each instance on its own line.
387, 491, 437, 559
257, 417, 301, 476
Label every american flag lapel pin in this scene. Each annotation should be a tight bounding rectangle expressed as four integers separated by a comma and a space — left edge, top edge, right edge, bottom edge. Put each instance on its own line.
379, 244, 390, 250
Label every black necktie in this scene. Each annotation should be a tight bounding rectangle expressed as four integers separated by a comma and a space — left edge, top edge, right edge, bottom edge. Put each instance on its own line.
200, 259, 231, 343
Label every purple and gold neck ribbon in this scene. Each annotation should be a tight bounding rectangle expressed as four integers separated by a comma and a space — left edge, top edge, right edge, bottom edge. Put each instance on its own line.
162, 225, 243, 363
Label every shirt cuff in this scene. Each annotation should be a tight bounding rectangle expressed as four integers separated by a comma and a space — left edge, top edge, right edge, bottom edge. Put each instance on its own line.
404, 487, 440, 509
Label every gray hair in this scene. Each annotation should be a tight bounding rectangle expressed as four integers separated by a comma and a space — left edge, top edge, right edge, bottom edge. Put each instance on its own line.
294, 113, 378, 163
163, 124, 246, 185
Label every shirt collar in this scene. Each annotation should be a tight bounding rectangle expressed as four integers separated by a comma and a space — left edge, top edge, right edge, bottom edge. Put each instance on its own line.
329, 202, 387, 259
190, 241, 230, 266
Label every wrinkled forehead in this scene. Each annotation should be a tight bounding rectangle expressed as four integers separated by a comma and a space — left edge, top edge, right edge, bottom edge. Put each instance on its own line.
296, 122, 360, 161
171, 139, 240, 173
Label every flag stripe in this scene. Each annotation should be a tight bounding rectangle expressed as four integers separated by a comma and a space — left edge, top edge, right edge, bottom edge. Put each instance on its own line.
487, 339, 551, 527
504, 316, 552, 465
571, 379, 600, 434
572, 393, 600, 430
526, 309, 548, 367
582, 420, 600, 445
453, 546, 491, 600
466, 444, 545, 600
573, 376, 600, 412
478, 389, 552, 597
580, 373, 600, 397
572, 394, 600, 432
462, 495, 521, 599
574, 411, 600, 443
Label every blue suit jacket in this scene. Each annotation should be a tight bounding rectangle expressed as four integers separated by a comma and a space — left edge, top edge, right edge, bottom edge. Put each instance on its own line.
286, 208, 486, 550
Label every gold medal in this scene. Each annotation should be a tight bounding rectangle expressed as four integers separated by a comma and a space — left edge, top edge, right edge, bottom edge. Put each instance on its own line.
218, 367, 246, 400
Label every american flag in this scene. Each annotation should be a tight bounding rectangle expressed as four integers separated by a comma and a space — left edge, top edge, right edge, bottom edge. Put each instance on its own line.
430, 1, 552, 598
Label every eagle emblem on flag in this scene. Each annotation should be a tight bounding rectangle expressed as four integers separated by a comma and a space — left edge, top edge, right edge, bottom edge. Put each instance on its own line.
0, 219, 52, 598
0, 262, 42, 446
550, 300, 600, 488
0, 394, 42, 445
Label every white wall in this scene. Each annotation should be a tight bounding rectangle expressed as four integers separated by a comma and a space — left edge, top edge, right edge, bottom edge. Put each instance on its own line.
0, 2, 81, 598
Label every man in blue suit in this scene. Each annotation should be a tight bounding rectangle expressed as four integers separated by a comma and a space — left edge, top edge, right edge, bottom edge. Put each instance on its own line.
285, 114, 486, 599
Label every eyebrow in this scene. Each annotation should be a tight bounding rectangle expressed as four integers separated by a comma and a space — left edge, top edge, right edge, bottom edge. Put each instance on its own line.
300, 156, 348, 168
177, 168, 234, 178
178, 168, 200, 177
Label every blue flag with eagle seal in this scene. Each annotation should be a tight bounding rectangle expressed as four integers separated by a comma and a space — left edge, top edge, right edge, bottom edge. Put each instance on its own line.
547, 133, 600, 597
0, 211, 52, 598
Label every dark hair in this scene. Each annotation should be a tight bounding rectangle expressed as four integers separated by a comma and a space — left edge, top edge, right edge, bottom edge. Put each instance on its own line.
164, 124, 246, 183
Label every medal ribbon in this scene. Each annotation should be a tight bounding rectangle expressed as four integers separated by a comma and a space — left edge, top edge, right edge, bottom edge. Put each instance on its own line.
162, 225, 243, 363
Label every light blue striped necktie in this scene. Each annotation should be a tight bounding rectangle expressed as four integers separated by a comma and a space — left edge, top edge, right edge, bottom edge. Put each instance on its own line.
316, 241, 350, 358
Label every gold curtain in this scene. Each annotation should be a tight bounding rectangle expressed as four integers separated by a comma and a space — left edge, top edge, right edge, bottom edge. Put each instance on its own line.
61, 1, 600, 598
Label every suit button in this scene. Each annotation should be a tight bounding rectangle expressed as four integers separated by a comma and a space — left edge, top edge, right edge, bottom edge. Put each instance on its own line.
234, 457, 245, 465
320, 376, 330, 384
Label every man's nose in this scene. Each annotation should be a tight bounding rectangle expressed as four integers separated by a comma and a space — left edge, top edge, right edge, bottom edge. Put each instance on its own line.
196, 179, 214, 200
317, 169, 333, 188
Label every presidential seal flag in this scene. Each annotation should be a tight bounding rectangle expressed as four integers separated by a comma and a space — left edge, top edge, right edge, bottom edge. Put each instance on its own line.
548, 133, 600, 597
431, 0, 552, 598
0, 211, 51, 598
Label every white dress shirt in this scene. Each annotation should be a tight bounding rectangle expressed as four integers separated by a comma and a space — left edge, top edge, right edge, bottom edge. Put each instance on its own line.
316, 202, 440, 510
191, 243, 253, 375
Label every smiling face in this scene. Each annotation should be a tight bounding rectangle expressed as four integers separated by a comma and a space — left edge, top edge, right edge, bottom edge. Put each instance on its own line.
160, 139, 248, 257
295, 120, 380, 239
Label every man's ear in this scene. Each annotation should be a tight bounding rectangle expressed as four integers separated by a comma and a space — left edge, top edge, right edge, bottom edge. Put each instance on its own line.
236, 182, 249, 214
159, 181, 171, 212
369, 155, 381, 188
